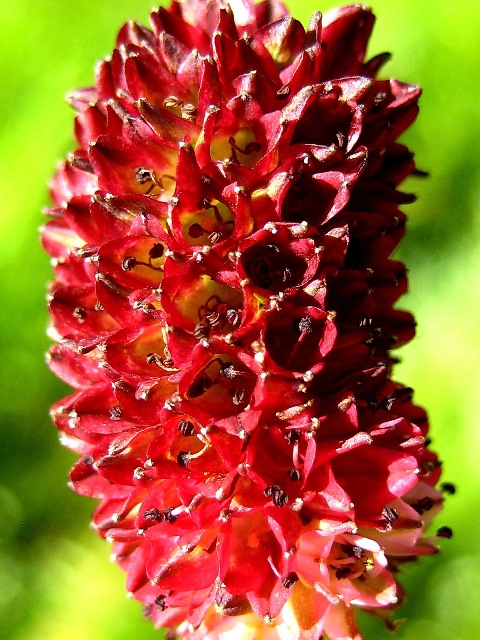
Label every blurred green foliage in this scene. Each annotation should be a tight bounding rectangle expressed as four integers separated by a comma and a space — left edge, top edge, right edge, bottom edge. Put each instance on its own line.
0, 0, 478, 638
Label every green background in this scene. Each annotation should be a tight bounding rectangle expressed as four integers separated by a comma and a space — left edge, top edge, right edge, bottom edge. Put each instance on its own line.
0, 0, 478, 638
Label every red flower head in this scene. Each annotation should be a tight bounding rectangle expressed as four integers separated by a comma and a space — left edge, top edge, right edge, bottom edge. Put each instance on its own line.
43, 1, 451, 638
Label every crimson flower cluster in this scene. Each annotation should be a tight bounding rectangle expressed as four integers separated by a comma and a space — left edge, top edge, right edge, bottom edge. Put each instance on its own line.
43, 2, 449, 638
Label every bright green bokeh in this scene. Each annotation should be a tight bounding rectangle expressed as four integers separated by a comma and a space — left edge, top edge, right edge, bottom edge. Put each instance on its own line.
0, 1, 478, 638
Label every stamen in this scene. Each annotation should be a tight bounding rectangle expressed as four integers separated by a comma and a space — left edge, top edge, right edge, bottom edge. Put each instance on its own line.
225, 308, 241, 328
440, 482, 456, 495
219, 363, 240, 379
144, 508, 164, 523
276, 86, 291, 100
382, 506, 399, 528
288, 468, 301, 481
264, 484, 288, 506
177, 443, 209, 466
134, 167, 175, 196
109, 405, 122, 420
177, 451, 191, 467
178, 419, 195, 436
232, 390, 245, 405
285, 429, 301, 444
282, 572, 298, 588
72, 307, 87, 321
162, 507, 178, 523
163, 96, 181, 108
154, 594, 167, 611
410, 496, 434, 514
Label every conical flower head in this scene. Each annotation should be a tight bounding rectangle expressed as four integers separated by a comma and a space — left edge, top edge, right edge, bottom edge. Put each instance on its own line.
43, 1, 450, 638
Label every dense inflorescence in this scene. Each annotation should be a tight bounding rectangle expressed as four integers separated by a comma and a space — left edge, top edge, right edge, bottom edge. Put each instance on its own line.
43, 2, 449, 638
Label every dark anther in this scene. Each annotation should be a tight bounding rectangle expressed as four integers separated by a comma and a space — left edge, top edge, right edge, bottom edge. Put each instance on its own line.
425, 437, 432, 446
178, 420, 195, 437
285, 429, 301, 444
232, 390, 245, 406
193, 323, 210, 340
288, 468, 301, 481
273, 490, 288, 507
208, 231, 222, 245
73, 307, 87, 320
381, 387, 414, 411
198, 198, 211, 210
295, 316, 313, 334
181, 103, 197, 120
265, 485, 288, 506
198, 295, 231, 330
188, 373, 213, 398
144, 508, 164, 522
436, 526, 453, 539
264, 484, 280, 497
142, 604, 153, 620
163, 507, 178, 524
226, 308, 241, 328
335, 567, 352, 580
411, 496, 434, 515
282, 572, 298, 588
336, 132, 345, 148
114, 380, 133, 393
220, 363, 237, 379
83, 455, 94, 466
440, 482, 456, 495
135, 167, 154, 184
373, 91, 388, 110
109, 405, 122, 421
382, 506, 399, 525
359, 316, 373, 327
146, 353, 162, 366
276, 86, 291, 100
382, 393, 397, 411
163, 95, 180, 108
339, 543, 365, 559
154, 594, 167, 611
142, 303, 157, 314
177, 451, 191, 467
149, 243, 165, 260
122, 256, 137, 271
420, 459, 441, 473
266, 243, 281, 253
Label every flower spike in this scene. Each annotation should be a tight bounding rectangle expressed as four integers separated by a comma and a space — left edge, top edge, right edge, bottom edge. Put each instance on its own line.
43, 2, 449, 638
